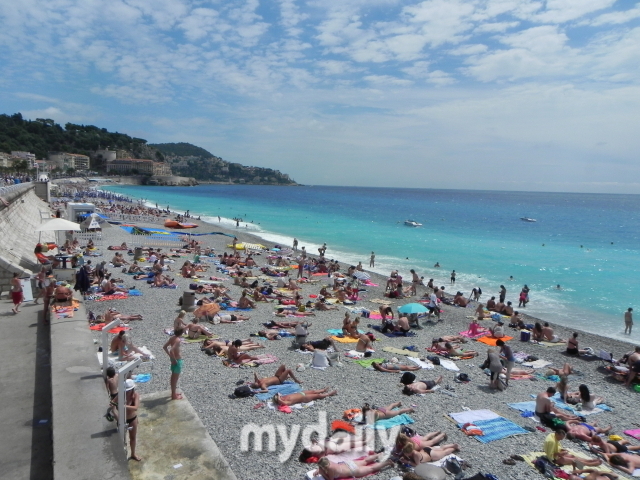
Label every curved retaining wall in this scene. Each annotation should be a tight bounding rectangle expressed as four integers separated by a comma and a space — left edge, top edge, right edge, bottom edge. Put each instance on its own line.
0, 183, 55, 292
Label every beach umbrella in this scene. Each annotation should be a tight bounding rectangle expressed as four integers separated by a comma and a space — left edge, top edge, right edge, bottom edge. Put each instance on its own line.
194, 303, 220, 318
34, 218, 81, 232
352, 270, 370, 281
398, 303, 428, 314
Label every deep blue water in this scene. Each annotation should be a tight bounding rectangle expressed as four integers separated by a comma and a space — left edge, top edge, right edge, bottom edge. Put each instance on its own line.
103, 184, 640, 341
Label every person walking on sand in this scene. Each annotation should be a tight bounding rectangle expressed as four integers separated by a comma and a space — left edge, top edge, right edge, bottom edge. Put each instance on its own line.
163, 327, 184, 400
450, 270, 456, 285
293, 238, 298, 252
369, 251, 375, 268
10, 272, 23, 314
625, 308, 633, 335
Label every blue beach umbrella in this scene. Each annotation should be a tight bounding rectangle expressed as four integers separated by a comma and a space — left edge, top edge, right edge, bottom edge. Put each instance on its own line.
398, 303, 428, 314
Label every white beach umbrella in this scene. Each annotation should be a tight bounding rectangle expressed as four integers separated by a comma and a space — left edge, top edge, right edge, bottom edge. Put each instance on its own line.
352, 270, 370, 281
35, 218, 81, 232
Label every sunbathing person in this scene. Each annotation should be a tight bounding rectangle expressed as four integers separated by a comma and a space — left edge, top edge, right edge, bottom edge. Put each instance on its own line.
258, 328, 294, 340
444, 342, 478, 357
394, 432, 448, 455
174, 311, 188, 331
110, 332, 148, 361
590, 436, 640, 454
315, 299, 338, 311
563, 421, 612, 442
567, 332, 590, 356
227, 340, 265, 363
185, 318, 213, 339
300, 337, 338, 352
371, 362, 420, 372
435, 335, 467, 343
211, 313, 250, 324
361, 402, 414, 424
153, 273, 174, 287
536, 387, 580, 425
128, 262, 143, 273
596, 452, 640, 475
567, 469, 618, 480
238, 290, 256, 309
345, 318, 362, 338
355, 333, 374, 353
105, 308, 143, 324
53, 284, 73, 302
275, 307, 315, 317
249, 365, 302, 392
273, 388, 337, 406
542, 322, 564, 342
544, 425, 601, 468
402, 376, 443, 395
401, 440, 460, 464
252, 289, 270, 302
299, 436, 369, 462
315, 453, 392, 480
202, 338, 261, 350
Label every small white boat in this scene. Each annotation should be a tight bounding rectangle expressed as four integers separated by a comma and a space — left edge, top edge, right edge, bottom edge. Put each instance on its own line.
404, 219, 423, 227
520, 217, 537, 222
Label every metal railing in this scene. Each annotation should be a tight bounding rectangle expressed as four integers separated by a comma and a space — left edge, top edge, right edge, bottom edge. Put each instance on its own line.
0, 182, 33, 196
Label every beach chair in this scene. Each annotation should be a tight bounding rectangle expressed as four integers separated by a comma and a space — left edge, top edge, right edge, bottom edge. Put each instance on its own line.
599, 349, 614, 367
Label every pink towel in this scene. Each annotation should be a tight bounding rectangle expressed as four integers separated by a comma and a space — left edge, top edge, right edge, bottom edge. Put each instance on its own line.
460, 328, 489, 339
624, 429, 640, 440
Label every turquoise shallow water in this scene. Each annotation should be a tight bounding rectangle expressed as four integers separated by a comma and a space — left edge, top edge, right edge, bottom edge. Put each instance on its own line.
103, 184, 640, 341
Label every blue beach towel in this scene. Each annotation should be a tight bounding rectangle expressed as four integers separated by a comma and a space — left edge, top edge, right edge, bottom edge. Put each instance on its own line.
128, 289, 143, 296
254, 382, 301, 401
225, 307, 252, 312
508, 401, 537, 413
460, 417, 529, 443
366, 414, 415, 430
529, 393, 612, 414
133, 373, 152, 383
327, 328, 365, 336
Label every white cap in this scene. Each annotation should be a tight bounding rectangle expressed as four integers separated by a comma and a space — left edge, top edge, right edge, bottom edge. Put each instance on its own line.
125, 379, 135, 391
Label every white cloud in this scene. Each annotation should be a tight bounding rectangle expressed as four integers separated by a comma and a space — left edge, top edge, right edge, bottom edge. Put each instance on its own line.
587, 5, 640, 26
364, 75, 413, 86
531, 0, 616, 23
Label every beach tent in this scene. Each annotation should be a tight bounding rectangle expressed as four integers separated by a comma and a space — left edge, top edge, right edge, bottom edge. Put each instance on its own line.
80, 213, 112, 230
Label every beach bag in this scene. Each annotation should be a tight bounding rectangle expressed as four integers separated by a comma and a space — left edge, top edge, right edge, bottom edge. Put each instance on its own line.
400, 372, 416, 385
427, 355, 441, 366
414, 464, 446, 480
443, 457, 464, 479
233, 386, 254, 398
520, 331, 531, 342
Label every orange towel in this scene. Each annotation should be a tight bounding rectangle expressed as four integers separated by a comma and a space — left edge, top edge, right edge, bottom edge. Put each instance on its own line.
476, 336, 513, 346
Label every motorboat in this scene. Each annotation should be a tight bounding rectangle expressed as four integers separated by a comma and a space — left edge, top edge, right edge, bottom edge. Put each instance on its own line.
520, 217, 537, 222
404, 220, 423, 227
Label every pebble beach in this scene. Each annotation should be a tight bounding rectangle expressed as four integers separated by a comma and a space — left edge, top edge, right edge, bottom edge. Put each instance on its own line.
84, 213, 640, 480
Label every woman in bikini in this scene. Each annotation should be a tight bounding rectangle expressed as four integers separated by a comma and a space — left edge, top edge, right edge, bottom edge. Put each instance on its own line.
315, 454, 393, 480
185, 318, 213, 339
401, 440, 460, 464
394, 432, 449, 455
361, 402, 414, 424
371, 362, 421, 372
273, 388, 337, 406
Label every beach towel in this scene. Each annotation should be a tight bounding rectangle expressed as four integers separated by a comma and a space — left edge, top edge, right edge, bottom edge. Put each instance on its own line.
353, 358, 385, 368
330, 335, 359, 343
476, 336, 513, 346
529, 393, 612, 415
465, 417, 529, 443
345, 350, 365, 359
368, 313, 383, 320
89, 323, 129, 334
535, 340, 567, 347
382, 346, 420, 358
521, 359, 552, 369
439, 359, 460, 371
133, 373, 152, 383
508, 401, 538, 414
254, 354, 278, 365
522, 451, 621, 479
254, 382, 302, 401
94, 294, 129, 301
407, 357, 434, 369
225, 307, 252, 311
625, 429, 640, 441
459, 329, 489, 339
327, 329, 364, 336
128, 289, 143, 296
365, 414, 415, 430
450, 410, 500, 424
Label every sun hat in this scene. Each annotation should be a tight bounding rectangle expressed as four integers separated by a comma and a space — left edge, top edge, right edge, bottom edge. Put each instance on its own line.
125, 379, 135, 391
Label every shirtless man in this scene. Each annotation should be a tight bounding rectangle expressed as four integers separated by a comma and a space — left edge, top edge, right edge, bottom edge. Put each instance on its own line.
106, 308, 143, 324
590, 435, 640, 454
315, 454, 393, 480
565, 421, 612, 441
163, 328, 184, 400
624, 346, 640, 386
453, 292, 469, 307
185, 318, 213, 339
536, 387, 579, 425
402, 376, 444, 394
502, 301, 514, 316
486, 296, 497, 311
315, 299, 338, 311
300, 337, 338, 352
249, 365, 302, 392
105, 366, 119, 423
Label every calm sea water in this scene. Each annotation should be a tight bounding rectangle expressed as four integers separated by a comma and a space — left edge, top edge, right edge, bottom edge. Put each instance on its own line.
103, 184, 640, 341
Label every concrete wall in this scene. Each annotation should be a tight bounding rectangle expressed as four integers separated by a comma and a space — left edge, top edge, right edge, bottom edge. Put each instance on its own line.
0, 183, 55, 293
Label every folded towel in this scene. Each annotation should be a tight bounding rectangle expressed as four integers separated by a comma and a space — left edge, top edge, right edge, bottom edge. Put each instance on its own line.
407, 357, 434, 369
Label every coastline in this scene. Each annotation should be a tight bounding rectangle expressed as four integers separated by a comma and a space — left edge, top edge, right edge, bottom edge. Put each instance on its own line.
66, 190, 640, 480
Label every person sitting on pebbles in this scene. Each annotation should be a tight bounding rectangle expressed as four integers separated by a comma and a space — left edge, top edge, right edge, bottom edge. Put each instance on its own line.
355, 333, 375, 353
185, 318, 213, 339
249, 364, 303, 392
237, 290, 256, 309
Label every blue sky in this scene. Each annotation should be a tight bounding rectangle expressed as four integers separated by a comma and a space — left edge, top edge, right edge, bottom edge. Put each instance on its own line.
1, 0, 640, 192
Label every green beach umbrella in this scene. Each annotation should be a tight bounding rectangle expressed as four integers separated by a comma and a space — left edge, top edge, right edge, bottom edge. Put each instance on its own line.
398, 303, 428, 314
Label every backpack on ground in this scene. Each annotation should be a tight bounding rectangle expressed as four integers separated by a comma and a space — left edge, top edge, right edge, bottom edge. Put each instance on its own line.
234, 386, 254, 398
400, 372, 416, 385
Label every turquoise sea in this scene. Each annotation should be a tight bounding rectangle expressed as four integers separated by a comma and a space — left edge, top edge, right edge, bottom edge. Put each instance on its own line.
103, 184, 640, 342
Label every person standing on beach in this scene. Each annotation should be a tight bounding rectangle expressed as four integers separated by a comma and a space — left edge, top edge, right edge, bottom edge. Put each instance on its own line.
625, 308, 633, 335
163, 327, 184, 400
499, 285, 506, 303
370, 251, 375, 268
232, 236, 238, 252
293, 238, 298, 251
301, 246, 306, 259
450, 270, 456, 285
10, 272, 23, 314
